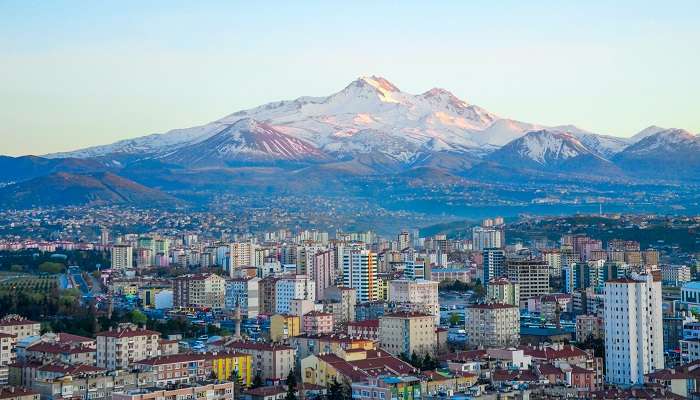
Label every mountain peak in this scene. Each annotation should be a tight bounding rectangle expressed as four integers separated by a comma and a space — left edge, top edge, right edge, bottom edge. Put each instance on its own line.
631, 125, 666, 141
355, 75, 400, 93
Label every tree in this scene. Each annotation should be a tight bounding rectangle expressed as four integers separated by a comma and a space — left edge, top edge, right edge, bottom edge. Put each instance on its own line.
251, 372, 264, 389
422, 353, 437, 370
229, 369, 243, 397
328, 378, 343, 399
129, 309, 148, 326
449, 312, 461, 326
284, 370, 298, 400
410, 351, 421, 369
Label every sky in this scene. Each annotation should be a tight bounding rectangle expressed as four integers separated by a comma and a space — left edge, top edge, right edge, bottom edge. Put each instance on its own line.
1, 1, 699, 156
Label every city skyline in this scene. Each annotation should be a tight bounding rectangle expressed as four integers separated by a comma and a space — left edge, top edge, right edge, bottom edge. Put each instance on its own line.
2, 1, 699, 155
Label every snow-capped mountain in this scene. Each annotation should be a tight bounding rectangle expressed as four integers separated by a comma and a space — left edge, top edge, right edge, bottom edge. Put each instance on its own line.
43, 76, 697, 179
630, 125, 667, 142
162, 118, 325, 167
486, 130, 618, 175
613, 129, 700, 180
46, 76, 625, 164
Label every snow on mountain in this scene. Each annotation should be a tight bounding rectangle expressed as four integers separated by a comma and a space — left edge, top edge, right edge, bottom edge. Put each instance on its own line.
549, 125, 631, 159
630, 125, 667, 142
46, 76, 667, 169
619, 128, 699, 155
484, 129, 620, 177
162, 118, 325, 167
613, 128, 700, 180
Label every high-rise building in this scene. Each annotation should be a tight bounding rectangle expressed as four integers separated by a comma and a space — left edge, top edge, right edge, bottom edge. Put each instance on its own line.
397, 230, 411, 251
604, 272, 663, 386
111, 244, 133, 270
483, 248, 506, 284
542, 249, 562, 277
225, 277, 260, 318
342, 249, 378, 303
229, 242, 256, 274
464, 303, 520, 349
173, 273, 226, 310
275, 275, 315, 314
505, 259, 550, 303
472, 227, 504, 251
311, 249, 335, 300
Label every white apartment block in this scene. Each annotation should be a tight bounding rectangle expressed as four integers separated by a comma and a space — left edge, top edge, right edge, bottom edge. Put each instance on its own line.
275, 275, 315, 315
604, 272, 663, 386
229, 242, 257, 273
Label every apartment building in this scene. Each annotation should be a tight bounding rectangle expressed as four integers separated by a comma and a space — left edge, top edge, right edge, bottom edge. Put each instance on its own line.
505, 259, 550, 304
379, 312, 437, 356
0, 315, 40, 339
604, 273, 663, 386
112, 382, 234, 400
226, 342, 294, 383
95, 326, 161, 370
274, 275, 315, 315
464, 303, 520, 349
112, 244, 133, 270
388, 279, 440, 323
342, 249, 379, 303
225, 277, 260, 318
173, 273, 226, 310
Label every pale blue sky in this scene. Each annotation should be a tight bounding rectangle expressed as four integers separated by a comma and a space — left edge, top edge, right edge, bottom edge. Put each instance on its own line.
1, 1, 699, 156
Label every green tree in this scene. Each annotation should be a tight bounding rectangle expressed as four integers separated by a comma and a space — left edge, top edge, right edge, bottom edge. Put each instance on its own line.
284, 370, 297, 400
251, 372, 264, 388
449, 312, 461, 326
410, 351, 421, 369
129, 309, 148, 326
38, 261, 64, 274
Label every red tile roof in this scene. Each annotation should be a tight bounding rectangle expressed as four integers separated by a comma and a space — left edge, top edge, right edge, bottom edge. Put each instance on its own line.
95, 328, 160, 338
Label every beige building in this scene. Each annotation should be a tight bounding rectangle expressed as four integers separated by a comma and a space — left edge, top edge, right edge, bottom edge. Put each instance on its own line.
112, 382, 233, 400
226, 342, 294, 383
95, 325, 160, 370
486, 277, 519, 306
505, 259, 550, 304
388, 279, 440, 323
0, 315, 40, 339
0, 387, 39, 400
379, 312, 436, 356
174, 273, 226, 310
269, 314, 301, 343
465, 303, 520, 349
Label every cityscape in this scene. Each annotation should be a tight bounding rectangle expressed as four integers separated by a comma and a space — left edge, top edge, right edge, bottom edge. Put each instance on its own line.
2, 2, 700, 400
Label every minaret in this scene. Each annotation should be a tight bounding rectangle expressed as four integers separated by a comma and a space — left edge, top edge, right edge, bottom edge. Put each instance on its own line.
233, 306, 242, 339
